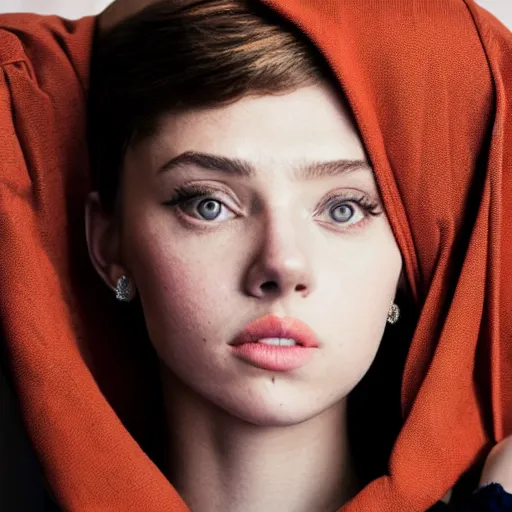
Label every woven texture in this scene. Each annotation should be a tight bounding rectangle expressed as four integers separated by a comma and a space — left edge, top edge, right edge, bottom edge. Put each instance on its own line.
0, 1, 511, 510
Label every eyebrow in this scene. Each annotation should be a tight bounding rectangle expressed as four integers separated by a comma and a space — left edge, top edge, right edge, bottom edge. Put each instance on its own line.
157, 150, 372, 180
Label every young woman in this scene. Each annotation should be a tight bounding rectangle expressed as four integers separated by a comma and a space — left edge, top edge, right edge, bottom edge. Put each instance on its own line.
0, 0, 511, 510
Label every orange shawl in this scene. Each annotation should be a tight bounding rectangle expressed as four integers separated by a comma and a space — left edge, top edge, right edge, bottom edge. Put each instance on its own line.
0, 1, 510, 510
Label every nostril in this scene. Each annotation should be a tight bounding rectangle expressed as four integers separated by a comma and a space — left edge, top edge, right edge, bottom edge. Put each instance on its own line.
261, 281, 278, 292
258, 282, 307, 294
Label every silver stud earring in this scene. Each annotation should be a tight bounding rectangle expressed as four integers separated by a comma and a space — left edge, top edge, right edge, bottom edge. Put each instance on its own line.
387, 303, 400, 324
115, 275, 136, 302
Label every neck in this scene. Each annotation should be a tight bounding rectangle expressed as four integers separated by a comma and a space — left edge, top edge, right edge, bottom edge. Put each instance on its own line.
160, 365, 361, 512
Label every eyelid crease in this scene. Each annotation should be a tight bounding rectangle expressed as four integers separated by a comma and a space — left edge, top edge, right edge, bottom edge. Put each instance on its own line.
316, 189, 382, 212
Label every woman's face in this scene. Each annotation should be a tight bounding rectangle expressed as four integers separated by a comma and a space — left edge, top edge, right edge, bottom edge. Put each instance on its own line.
88, 82, 402, 426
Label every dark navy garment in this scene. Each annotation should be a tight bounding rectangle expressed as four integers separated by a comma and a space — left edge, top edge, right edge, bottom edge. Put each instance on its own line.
429, 484, 512, 511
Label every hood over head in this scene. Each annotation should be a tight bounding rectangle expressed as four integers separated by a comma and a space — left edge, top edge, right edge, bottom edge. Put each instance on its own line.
0, 1, 510, 510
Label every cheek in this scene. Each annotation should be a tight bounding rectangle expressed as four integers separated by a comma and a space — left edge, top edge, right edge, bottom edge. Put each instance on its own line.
125, 226, 240, 355
316, 238, 401, 379
322, 238, 400, 320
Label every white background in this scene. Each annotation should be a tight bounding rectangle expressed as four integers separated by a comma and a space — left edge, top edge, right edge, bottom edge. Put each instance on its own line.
0, 0, 511, 29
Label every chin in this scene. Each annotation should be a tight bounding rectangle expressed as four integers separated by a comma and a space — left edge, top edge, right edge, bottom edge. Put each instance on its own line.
217, 394, 333, 427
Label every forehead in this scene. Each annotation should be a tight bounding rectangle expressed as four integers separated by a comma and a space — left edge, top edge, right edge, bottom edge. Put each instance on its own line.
126, 84, 371, 179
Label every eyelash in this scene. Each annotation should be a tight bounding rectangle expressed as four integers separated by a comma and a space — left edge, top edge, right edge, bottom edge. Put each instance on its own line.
163, 184, 382, 228
318, 189, 382, 220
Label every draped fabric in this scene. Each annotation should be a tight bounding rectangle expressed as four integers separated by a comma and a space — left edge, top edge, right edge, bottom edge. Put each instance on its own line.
0, 1, 510, 510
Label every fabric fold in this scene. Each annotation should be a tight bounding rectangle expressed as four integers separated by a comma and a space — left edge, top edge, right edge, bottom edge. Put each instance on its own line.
0, 1, 510, 510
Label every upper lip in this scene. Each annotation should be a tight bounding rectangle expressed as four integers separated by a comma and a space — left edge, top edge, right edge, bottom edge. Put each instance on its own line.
229, 314, 320, 348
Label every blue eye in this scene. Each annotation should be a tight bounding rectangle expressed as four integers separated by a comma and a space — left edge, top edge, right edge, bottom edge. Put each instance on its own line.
196, 198, 223, 220
163, 185, 235, 222
164, 185, 383, 229
330, 203, 355, 223
319, 192, 383, 229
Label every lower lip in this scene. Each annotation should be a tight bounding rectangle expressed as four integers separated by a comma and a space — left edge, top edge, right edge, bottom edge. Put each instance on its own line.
230, 342, 316, 372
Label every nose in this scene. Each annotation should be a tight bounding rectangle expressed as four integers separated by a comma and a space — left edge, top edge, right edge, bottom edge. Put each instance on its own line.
244, 217, 315, 300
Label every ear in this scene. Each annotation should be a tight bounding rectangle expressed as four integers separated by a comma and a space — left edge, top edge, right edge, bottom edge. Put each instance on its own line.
85, 191, 126, 293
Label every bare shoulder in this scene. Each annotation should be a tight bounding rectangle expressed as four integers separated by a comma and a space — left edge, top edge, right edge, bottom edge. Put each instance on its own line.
479, 435, 512, 493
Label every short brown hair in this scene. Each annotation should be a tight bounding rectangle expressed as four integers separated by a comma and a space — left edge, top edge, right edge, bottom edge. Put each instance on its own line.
87, 0, 335, 215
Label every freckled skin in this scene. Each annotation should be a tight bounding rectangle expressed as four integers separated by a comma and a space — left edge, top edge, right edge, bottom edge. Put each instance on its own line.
89, 83, 402, 426
120, 87, 400, 426
86, 83, 403, 512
